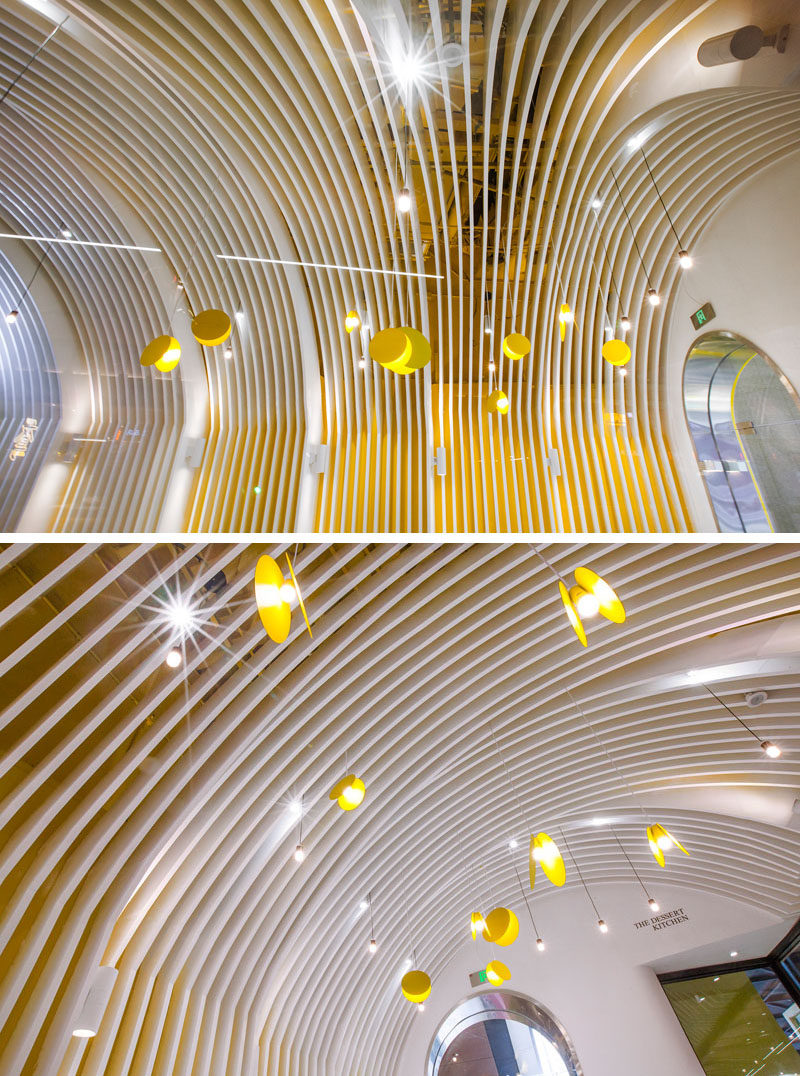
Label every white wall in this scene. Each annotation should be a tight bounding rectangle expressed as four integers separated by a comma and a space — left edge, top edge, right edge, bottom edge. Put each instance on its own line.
400, 881, 789, 1076
662, 149, 800, 531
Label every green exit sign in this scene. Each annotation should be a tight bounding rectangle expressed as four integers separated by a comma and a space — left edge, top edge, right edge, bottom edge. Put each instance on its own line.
469, 969, 488, 987
690, 302, 716, 330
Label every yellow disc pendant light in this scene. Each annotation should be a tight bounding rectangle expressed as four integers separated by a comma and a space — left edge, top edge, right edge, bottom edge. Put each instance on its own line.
470, 912, 486, 940
191, 308, 232, 347
487, 389, 510, 415
558, 303, 573, 341
559, 581, 587, 647
482, 907, 519, 947
369, 327, 431, 375
602, 339, 632, 367
486, 960, 511, 986
502, 333, 531, 361
401, 970, 431, 1004
140, 335, 181, 372
573, 567, 626, 623
647, 824, 689, 867
529, 832, 566, 888
329, 775, 366, 811
345, 310, 361, 334
254, 554, 292, 643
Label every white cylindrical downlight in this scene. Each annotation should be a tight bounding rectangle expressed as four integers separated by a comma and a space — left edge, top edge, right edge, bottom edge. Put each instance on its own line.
72, 966, 118, 1038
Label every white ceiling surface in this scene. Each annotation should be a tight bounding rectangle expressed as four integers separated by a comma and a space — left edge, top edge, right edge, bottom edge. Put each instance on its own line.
0, 1, 798, 532
0, 542, 799, 1076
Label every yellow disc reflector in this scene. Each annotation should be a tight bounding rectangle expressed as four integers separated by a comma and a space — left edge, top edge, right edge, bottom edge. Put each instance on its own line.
397, 326, 432, 373
502, 333, 531, 361
470, 912, 485, 940
155, 354, 181, 373
559, 303, 572, 341
401, 970, 431, 1003
140, 335, 181, 368
574, 567, 625, 624
345, 310, 361, 334
647, 826, 665, 868
370, 328, 411, 370
487, 389, 509, 415
602, 338, 632, 367
329, 775, 366, 811
254, 554, 291, 643
482, 907, 519, 947
648, 823, 689, 868
486, 960, 511, 986
531, 832, 566, 887
559, 581, 587, 647
191, 308, 232, 347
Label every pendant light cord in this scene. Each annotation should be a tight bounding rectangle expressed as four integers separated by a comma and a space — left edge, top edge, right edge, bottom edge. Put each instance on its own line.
10, 238, 54, 312
703, 684, 764, 744
559, 825, 601, 920
611, 826, 651, 900
639, 147, 682, 247
610, 168, 653, 290
0, 18, 67, 109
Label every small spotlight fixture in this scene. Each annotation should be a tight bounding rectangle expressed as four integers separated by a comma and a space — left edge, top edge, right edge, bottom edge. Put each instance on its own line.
223, 345, 233, 359
508, 838, 518, 851
484, 313, 492, 335
620, 315, 632, 332
176, 280, 184, 290
536, 938, 545, 952
730, 950, 738, 958
592, 199, 603, 211
620, 369, 627, 378
761, 740, 782, 759
5, 310, 19, 325
165, 648, 182, 668
293, 843, 306, 863
418, 1003, 425, 1014
60, 224, 72, 239
598, 919, 609, 934
648, 898, 660, 912
397, 187, 412, 214
368, 939, 378, 955
647, 289, 661, 307
358, 357, 366, 369
678, 250, 693, 269
488, 359, 495, 372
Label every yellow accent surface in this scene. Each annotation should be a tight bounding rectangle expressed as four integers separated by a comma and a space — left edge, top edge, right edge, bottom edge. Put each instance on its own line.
482, 907, 519, 946
559, 581, 587, 646
401, 970, 431, 1003
140, 335, 181, 368
254, 554, 291, 643
573, 567, 625, 624
191, 308, 232, 347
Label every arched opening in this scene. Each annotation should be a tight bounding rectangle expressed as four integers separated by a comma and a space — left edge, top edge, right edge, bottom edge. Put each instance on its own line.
683, 332, 800, 532
427, 990, 582, 1076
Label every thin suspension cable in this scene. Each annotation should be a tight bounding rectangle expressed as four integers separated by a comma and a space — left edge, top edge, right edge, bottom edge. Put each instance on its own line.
511, 858, 540, 939
559, 825, 601, 920
610, 168, 654, 289
0, 18, 67, 109
10, 238, 55, 312
703, 684, 764, 743
640, 147, 683, 247
611, 826, 651, 900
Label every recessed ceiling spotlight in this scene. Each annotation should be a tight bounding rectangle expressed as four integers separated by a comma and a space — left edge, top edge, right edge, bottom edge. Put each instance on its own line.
508, 838, 518, 850
730, 950, 738, 957
393, 48, 423, 86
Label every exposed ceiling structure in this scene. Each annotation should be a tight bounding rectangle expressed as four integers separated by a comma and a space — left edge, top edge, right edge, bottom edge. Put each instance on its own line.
0, 0, 798, 532
0, 541, 799, 1075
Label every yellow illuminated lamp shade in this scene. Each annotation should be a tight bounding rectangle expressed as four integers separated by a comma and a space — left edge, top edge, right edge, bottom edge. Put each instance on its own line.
369, 327, 431, 375
558, 304, 573, 341
502, 333, 531, 361
329, 775, 366, 811
602, 339, 632, 367
140, 335, 181, 373
529, 832, 567, 889
486, 960, 511, 986
284, 553, 313, 638
559, 581, 587, 647
401, 970, 431, 1004
573, 567, 625, 624
647, 824, 689, 868
191, 308, 232, 347
487, 389, 509, 415
254, 554, 291, 643
345, 310, 361, 334
470, 912, 485, 940
482, 907, 519, 947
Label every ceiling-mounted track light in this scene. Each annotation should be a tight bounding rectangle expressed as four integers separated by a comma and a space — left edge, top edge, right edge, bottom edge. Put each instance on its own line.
698, 24, 790, 67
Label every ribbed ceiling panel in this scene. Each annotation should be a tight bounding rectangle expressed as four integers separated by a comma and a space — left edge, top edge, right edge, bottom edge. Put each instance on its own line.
0, 542, 798, 1075
1, 1, 796, 530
